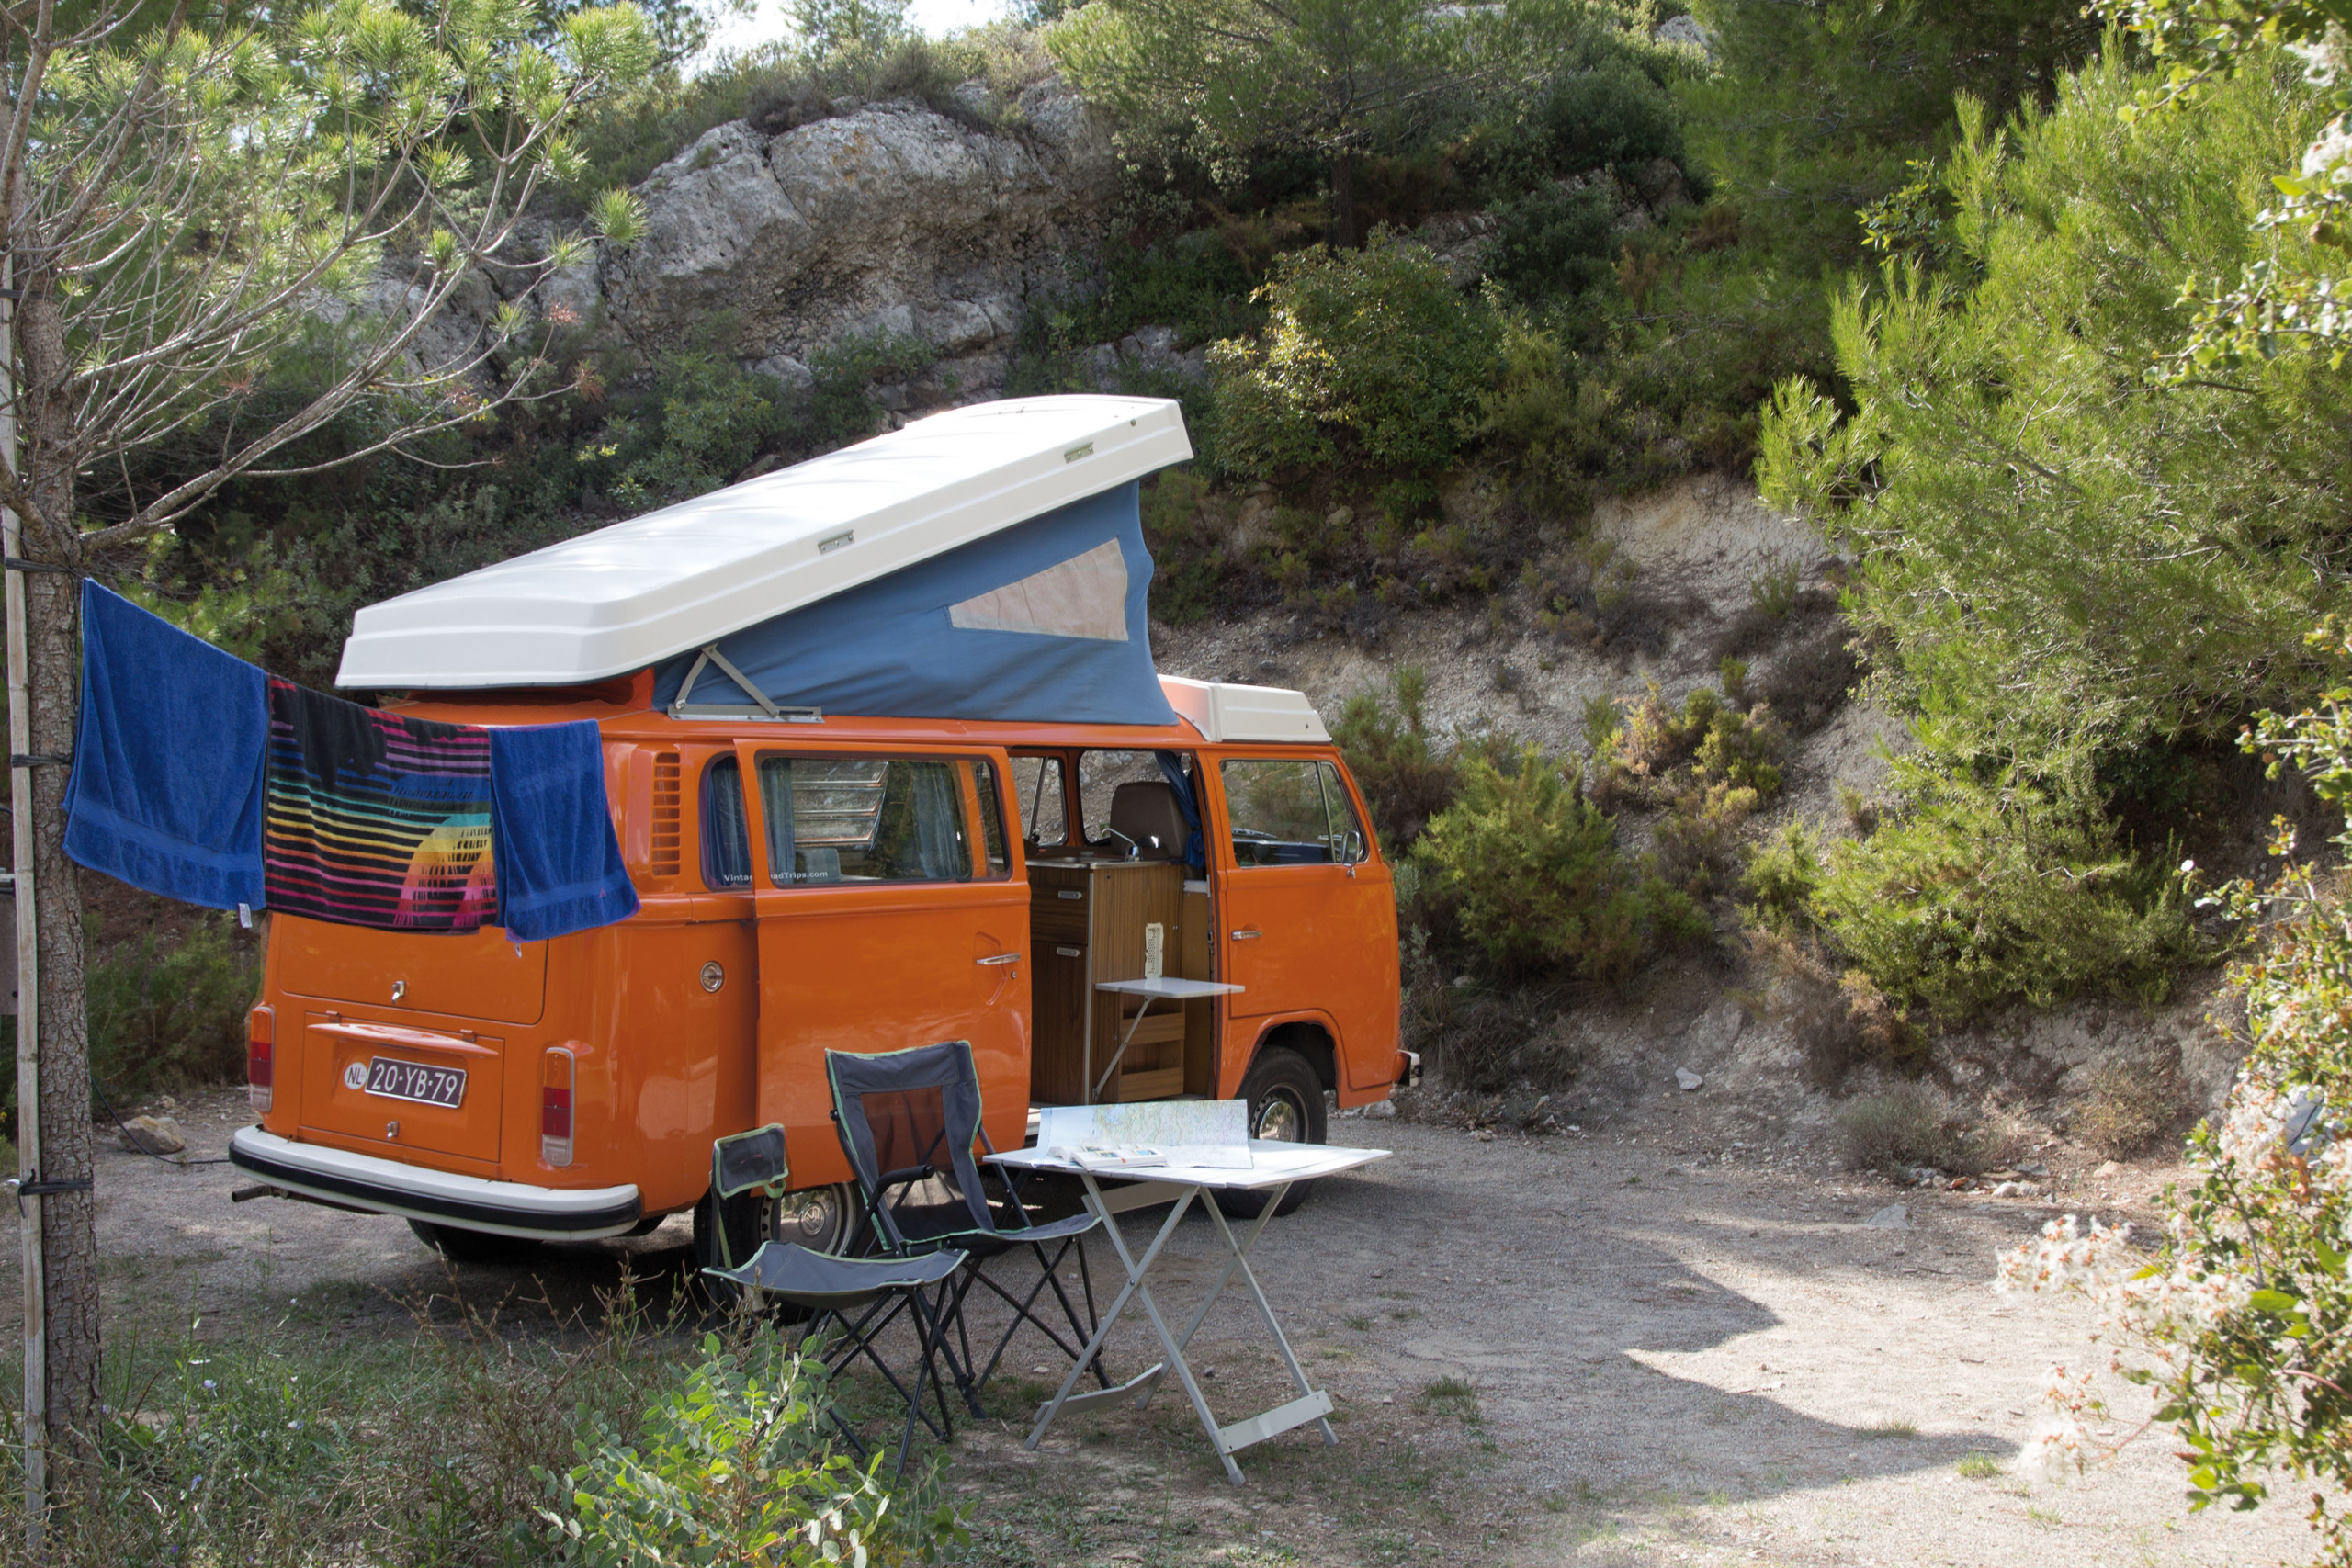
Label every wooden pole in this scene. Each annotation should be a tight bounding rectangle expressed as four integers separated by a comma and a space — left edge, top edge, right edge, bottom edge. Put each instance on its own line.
0, 244, 46, 1551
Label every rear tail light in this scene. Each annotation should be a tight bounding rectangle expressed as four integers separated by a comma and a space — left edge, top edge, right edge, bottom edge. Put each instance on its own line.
540, 1047, 575, 1168
246, 1006, 275, 1114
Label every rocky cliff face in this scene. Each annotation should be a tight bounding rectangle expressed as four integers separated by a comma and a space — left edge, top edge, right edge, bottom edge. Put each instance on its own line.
550, 84, 1116, 405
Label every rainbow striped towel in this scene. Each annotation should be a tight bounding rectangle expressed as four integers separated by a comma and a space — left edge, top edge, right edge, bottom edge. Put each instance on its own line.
263, 678, 499, 931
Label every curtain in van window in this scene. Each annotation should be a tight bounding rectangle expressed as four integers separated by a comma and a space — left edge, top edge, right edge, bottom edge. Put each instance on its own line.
759, 757, 969, 885
910, 762, 965, 878
703, 758, 751, 887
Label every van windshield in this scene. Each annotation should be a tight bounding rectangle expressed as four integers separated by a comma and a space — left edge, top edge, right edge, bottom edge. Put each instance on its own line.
757, 756, 973, 885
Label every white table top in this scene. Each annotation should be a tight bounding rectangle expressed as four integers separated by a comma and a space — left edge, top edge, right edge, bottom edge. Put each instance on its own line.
990, 1139, 1388, 1190
1093, 976, 1246, 998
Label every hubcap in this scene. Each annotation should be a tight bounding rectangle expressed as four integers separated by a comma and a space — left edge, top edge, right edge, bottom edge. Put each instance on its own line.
772, 1185, 848, 1250
1254, 1093, 1304, 1143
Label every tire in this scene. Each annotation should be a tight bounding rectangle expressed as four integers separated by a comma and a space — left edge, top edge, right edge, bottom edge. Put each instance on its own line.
408, 1218, 540, 1265
694, 1181, 863, 1312
1216, 1046, 1328, 1220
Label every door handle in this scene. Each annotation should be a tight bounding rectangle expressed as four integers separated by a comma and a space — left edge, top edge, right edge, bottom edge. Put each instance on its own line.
975, 953, 1020, 966
1230, 929, 1262, 941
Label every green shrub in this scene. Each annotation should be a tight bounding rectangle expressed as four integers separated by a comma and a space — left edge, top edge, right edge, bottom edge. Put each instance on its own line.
1541, 62, 1685, 176
1811, 755, 2207, 1021
1490, 183, 1618, 299
1742, 818, 1822, 931
1206, 229, 1501, 482
586, 348, 793, 510
1595, 683, 1784, 808
85, 913, 258, 1103
1330, 665, 1461, 855
543, 1332, 957, 1566
1414, 746, 1707, 984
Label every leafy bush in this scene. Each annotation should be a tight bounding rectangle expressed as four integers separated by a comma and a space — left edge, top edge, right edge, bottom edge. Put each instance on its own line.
1741, 818, 1822, 931
1810, 750, 2207, 1021
1206, 229, 1501, 482
2001, 632, 2352, 1551
85, 913, 257, 1102
1541, 62, 1685, 175
1489, 183, 1618, 299
1414, 745, 1707, 984
1594, 683, 1784, 809
1329, 665, 1461, 855
543, 1332, 958, 1566
582, 348, 794, 510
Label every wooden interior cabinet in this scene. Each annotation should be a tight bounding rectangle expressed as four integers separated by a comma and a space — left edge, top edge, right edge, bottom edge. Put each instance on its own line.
1026, 860, 1215, 1105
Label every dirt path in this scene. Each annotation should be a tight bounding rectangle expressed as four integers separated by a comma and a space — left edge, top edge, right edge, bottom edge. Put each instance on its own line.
3, 1091, 2312, 1567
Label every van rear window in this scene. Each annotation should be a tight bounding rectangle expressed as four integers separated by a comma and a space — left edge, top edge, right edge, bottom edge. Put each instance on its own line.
758, 757, 974, 886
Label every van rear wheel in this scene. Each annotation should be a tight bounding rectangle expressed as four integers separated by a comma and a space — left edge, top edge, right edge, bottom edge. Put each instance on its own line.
695, 1181, 862, 1309
1216, 1047, 1327, 1220
408, 1218, 539, 1265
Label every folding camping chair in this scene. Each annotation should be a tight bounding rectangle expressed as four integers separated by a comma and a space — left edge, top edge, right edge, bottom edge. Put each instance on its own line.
825, 1042, 1109, 1416
699, 1124, 966, 1476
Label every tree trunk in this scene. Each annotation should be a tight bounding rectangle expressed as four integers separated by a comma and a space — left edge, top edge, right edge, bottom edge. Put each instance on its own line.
1329, 152, 1358, 249
13, 262, 99, 1464
24, 574, 92, 1460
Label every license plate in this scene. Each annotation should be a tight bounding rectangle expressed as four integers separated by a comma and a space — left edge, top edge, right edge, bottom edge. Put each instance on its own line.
362, 1056, 466, 1109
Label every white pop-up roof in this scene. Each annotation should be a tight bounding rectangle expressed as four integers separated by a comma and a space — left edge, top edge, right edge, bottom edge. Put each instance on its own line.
335, 396, 1194, 690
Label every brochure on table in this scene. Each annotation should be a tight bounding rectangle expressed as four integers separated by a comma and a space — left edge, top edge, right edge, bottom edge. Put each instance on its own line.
1036, 1100, 1253, 1171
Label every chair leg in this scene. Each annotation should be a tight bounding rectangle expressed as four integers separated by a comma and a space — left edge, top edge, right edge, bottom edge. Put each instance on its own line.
894, 1280, 958, 1482
1033, 1237, 1112, 1389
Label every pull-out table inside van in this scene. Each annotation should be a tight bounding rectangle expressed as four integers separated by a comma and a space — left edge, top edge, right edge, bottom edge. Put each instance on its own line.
988, 1140, 1389, 1483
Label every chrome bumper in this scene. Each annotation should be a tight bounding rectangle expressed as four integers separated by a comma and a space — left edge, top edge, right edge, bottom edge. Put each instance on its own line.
1395, 1050, 1422, 1089
229, 1127, 642, 1241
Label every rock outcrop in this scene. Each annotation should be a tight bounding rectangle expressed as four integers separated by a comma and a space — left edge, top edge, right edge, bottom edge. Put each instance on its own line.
580, 84, 1116, 406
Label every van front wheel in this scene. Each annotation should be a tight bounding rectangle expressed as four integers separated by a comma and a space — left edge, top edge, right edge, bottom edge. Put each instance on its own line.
408, 1218, 539, 1266
1217, 1047, 1327, 1220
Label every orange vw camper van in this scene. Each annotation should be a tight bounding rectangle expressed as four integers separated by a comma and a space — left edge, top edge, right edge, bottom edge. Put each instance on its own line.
229, 397, 1410, 1259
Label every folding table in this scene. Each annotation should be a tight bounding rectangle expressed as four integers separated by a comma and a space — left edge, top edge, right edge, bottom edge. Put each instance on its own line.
1090, 976, 1244, 1101
988, 1140, 1390, 1483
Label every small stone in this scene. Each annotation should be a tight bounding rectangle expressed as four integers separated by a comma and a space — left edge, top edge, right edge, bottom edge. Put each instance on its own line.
2017, 1162, 2051, 1179
1863, 1202, 1909, 1229
1675, 1067, 1704, 1092
1363, 1100, 1396, 1121
1325, 504, 1354, 528
1991, 1181, 2026, 1198
1470, 1128, 1496, 1143
2093, 1159, 2122, 1179
117, 1114, 185, 1156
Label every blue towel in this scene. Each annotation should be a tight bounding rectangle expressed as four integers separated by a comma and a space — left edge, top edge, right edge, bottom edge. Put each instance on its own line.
63, 582, 267, 910
488, 721, 639, 942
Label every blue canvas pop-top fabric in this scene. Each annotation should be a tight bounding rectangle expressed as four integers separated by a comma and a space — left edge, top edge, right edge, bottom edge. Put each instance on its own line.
63, 581, 267, 910
652, 482, 1178, 726
488, 720, 639, 942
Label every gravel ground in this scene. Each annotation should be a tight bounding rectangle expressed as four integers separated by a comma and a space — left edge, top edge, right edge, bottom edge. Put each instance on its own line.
0, 1089, 2316, 1567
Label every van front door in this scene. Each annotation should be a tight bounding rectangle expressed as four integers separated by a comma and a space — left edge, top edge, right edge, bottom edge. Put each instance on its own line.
1214, 757, 1397, 1091
741, 746, 1029, 1187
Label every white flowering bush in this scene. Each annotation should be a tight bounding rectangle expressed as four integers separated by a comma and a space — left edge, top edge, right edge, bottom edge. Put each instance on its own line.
2001, 622, 2352, 1562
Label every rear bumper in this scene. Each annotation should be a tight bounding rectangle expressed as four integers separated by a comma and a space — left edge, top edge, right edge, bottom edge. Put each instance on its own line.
1394, 1050, 1422, 1089
229, 1127, 643, 1241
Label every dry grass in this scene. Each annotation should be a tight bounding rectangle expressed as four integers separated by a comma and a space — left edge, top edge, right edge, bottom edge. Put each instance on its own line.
2075, 1057, 2191, 1160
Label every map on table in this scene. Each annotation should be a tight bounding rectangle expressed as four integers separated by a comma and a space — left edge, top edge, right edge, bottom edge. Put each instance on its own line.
1036, 1100, 1252, 1168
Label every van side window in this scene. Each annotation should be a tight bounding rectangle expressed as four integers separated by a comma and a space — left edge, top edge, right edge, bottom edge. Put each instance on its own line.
703, 756, 752, 888
970, 759, 1011, 878
1222, 758, 1351, 867
1014, 754, 1066, 847
758, 756, 973, 886
1317, 761, 1371, 864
